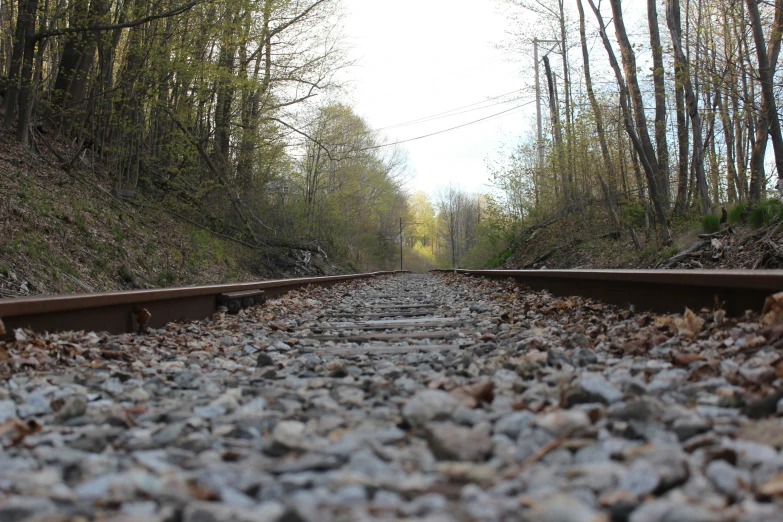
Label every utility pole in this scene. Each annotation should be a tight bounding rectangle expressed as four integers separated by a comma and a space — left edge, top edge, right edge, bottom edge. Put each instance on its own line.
400, 217, 403, 271
533, 38, 560, 171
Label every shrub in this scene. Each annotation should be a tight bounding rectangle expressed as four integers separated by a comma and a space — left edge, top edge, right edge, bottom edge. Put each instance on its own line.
622, 203, 646, 229
486, 247, 514, 268
749, 199, 783, 229
727, 202, 750, 224
701, 213, 721, 233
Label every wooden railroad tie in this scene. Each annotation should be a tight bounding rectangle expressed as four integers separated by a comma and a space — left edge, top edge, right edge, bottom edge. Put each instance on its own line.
217, 290, 266, 313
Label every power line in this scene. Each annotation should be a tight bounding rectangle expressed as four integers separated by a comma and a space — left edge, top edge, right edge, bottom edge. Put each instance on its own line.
372, 88, 523, 132
376, 95, 526, 132
355, 100, 536, 153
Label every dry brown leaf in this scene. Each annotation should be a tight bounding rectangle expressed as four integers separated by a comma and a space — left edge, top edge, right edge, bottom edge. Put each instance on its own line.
672, 353, 703, 366
762, 291, 783, 326
654, 315, 674, 330
657, 309, 704, 338
0, 418, 43, 447
676, 308, 705, 338
132, 307, 151, 331
0, 318, 5, 336
737, 419, 783, 448
449, 381, 495, 408
759, 472, 783, 496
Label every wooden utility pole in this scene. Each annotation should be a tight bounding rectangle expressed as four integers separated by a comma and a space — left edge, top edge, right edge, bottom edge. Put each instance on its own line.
400, 217, 403, 271
533, 38, 559, 171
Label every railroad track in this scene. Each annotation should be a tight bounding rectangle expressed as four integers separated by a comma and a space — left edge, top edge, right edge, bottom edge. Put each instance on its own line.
2, 268, 782, 335
0, 271, 402, 335
0, 271, 782, 520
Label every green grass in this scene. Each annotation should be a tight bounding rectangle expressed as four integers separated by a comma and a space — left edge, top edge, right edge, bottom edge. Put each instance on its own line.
157, 270, 176, 286
749, 199, 783, 229
621, 203, 646, 229
486, 247, 514, 268
701, 213, 721, 233
727, 202, 750, 224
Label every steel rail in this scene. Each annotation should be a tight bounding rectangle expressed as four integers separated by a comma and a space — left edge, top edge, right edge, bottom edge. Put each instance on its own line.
0, 272, 403, 335
434, 269, 783, 316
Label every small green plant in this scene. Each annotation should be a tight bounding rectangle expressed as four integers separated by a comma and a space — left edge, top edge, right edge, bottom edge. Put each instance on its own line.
658, 245, 679, 260
727, 202, 750, 224
486, 247, 514, 268
701, 213, 721, 233
749, 199, 783, 228
622, 203, 646, 229
157, 270, 176, 286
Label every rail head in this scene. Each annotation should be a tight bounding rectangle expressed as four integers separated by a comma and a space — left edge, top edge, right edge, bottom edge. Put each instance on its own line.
0, 271, 398, 334
431, 268, 783, 315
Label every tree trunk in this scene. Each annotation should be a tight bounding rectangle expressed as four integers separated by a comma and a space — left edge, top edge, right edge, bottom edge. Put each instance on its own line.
51, 0, 104, 133
647, 0, 671, 208
746, 0, 783, 200
2, 0, 30, 128
576, 0, 620, 227
587, 0, 671, 243
543, 55, 566, 204
13, 0, 37, 145
716, 85, 740, 202
666, 0, 712, 213
609, 0, 661, 197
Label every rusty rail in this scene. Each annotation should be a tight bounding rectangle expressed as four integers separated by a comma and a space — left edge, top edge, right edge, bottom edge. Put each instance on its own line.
0, 272, 403, 335
434, 269, 783, 316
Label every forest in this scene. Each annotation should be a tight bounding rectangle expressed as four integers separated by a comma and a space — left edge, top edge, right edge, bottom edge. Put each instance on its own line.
0, 0, 782, 272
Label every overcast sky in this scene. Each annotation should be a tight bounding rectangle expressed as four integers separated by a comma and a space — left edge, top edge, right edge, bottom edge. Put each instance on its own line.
337, 0, 658, 198
340, 0, 535, 196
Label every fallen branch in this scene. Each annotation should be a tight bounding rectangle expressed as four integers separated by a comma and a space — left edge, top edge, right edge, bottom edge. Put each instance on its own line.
500, 430, 573, 481
656, 239, 708, 269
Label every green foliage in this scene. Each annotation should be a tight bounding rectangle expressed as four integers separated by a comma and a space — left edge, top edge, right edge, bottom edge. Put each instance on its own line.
622, 204, 646, 229
727, 202, 750, 224
486, 247, 514, 268
701, 213, 721, 233
749, 199, 783, 228
157, 270, 177, 286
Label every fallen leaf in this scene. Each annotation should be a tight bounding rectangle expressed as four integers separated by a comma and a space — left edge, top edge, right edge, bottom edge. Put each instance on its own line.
657, 309, 704, 338
132, 307, 151, 331
672, 353, 703, 366
759, 472, 783, 496
762, 291, 783, 326
0, 318, 5, 336
737, 418, 783, 446
449, 381, 495, 408
676, 308, 705, 338
762, 324, 783, 344
0, 418, 43, 447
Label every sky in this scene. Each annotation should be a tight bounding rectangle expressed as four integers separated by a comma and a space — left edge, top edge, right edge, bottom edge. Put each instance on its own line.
340, 0, 536, 196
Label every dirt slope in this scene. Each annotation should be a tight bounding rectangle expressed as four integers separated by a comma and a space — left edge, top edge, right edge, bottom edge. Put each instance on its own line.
0, 129, 340, 298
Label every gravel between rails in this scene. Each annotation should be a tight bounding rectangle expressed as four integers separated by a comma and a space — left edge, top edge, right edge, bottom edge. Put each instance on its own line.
1, 273, 783, 521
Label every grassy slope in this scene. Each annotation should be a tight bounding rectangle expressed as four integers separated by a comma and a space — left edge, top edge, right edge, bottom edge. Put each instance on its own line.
501, 205, 703, 270
0, 129, 285, 298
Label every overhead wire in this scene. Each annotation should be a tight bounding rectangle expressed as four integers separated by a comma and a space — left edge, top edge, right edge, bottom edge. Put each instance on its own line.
352, 99, 537, 153
284, 93, 535, 158
375, 95, 526, 132
371, 88, 523, 132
